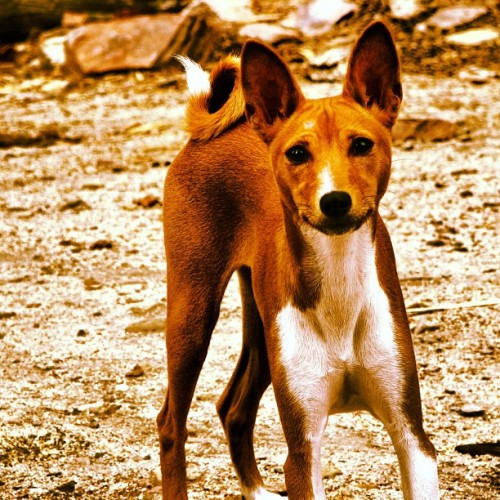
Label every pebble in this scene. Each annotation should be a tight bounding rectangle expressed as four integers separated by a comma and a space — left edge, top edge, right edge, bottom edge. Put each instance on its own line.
458, 66, 496, 84
126, 364, 145, 378
89, 239, 114, 250
56, 480, 76, 493
389, 0, 423, 20
458, 404, 486, 417
125, 318, 165, 333
446, 28, 499, 46
59, 199, 91, 212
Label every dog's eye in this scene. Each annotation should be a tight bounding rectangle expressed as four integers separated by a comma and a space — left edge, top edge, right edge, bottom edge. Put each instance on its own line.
285, 145, 310, 165
350, 137, 374, 156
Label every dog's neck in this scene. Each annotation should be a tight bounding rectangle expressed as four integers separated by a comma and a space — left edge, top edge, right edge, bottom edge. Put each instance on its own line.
278, 206, 377, 311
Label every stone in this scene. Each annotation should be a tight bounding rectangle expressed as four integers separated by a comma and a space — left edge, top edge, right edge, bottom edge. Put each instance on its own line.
389, 0, 423, 20
426, 7, 488, 31
56, 480, 76, 493
458, 66, 496, 84
125, 318, 165, 333
456, 442, 500, 457
126, 364, 145, 378
301, 45, 350, 68
200, 0, 260, 23
392, 118, 457, 143
65, 14, 187, 74
239, 23, 299, 44
446, 28, 499, 46
458, 404, 486, 417
283, 0, 358, 37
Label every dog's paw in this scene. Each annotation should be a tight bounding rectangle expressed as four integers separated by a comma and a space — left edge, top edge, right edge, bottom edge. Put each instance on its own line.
242, 486, 286, 499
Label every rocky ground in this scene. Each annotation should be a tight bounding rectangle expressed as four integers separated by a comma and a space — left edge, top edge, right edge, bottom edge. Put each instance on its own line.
0, 1, 499, 499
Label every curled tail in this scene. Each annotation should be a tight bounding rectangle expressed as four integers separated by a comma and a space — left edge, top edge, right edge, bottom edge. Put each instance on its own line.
177, 55, 245, 141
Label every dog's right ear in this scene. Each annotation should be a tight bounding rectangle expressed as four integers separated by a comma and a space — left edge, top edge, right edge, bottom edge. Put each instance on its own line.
241, 41, 304, 143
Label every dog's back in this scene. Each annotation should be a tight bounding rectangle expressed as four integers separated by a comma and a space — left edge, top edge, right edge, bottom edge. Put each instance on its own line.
164, 58, 281, 273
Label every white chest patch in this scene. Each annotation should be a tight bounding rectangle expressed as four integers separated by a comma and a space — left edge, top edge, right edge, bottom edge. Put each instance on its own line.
275, 225, 401, 415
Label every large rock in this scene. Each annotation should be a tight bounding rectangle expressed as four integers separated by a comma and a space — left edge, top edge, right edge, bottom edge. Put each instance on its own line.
65, 14, 187, 74
64, 3, 224, 74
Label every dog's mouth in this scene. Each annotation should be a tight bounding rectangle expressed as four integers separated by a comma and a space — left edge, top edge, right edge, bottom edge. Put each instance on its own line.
303, 210, 373, 236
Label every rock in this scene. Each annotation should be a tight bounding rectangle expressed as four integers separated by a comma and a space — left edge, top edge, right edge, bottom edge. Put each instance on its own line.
458, 66, 496, 84
125, 318, 165, 333
83, 277, 103, 291
456, 442, 500, 457
200, 0, 260, 23
65, 13, 187, 74
56, 480, 76, 493
392, 118, 458, 143
0, 311, 17, 320
65, 4, 229, 74
126, 364, 145, 378
59, 199, 91, 212
458, 404, 486, 417
323, 462, 343, 479
425, 7, 488, 31
0, 126, 80, 149
283, 0, 358, 37
89, 239, 114, 250
389, 0, 424, 20
301, 45, 350, 68
133, 194, 161, 208
460, 190, 473, 198
239, 23, 299, 44
39, 35, 66, 66
446, 28, 499, 46
61, 11, 89, 29
426, 239, 446, 247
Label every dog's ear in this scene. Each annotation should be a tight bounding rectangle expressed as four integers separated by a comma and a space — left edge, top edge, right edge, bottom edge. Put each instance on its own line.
343, 22, 402, 129
241, 41, 304, 143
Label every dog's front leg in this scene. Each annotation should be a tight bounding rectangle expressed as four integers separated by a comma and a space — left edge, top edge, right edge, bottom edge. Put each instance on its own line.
274, 374, 329, 500
385, 416, 440, 500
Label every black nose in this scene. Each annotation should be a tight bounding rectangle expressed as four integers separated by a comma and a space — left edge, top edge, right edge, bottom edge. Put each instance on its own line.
319, 191, 352, 218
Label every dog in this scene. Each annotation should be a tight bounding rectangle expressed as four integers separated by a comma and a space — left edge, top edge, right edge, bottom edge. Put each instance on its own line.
157, 21, 439, 499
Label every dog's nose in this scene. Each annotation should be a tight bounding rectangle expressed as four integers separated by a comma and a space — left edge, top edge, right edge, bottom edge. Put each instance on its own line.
320, 191, 352, 218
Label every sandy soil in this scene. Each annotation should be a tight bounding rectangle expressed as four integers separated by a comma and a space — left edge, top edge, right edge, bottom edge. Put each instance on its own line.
0, 34, 499, 500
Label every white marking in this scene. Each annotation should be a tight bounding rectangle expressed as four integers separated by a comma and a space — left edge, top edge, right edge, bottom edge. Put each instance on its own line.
275, 223, 403, 496
277, 225, 399, 395
396, 432, 440, 499
175, 55, 210, 96
240, 485, 283, 499
316, 163, 337, 202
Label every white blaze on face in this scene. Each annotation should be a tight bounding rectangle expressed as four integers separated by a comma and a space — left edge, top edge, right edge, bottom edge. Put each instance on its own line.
316, 163, 337, 204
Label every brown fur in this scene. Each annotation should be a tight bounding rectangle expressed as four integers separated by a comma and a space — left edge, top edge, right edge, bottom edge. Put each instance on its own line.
184, 56, 245, 141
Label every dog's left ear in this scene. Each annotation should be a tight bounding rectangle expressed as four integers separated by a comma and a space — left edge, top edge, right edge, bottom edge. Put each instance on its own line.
343, 22, 402, 129
241, 40, 305, 143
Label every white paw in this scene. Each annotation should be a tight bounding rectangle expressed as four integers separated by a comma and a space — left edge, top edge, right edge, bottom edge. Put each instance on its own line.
242, 486, 285, 499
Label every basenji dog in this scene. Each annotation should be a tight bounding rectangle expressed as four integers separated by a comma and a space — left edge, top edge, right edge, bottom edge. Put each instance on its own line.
157, 21, 439, 500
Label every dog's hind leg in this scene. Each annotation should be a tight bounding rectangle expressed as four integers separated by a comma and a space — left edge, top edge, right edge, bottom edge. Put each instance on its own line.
157, 264, 231, 499
217, 267, 280, 499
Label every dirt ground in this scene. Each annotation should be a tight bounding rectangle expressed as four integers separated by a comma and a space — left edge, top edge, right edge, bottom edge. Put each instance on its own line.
1, 20, 499, 500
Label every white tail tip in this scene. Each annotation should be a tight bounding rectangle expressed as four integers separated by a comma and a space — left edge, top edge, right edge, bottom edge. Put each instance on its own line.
175, 55, 210, 96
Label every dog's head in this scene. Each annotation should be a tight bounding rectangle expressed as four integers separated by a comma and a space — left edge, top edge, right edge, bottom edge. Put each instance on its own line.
241, 22, 402, 236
